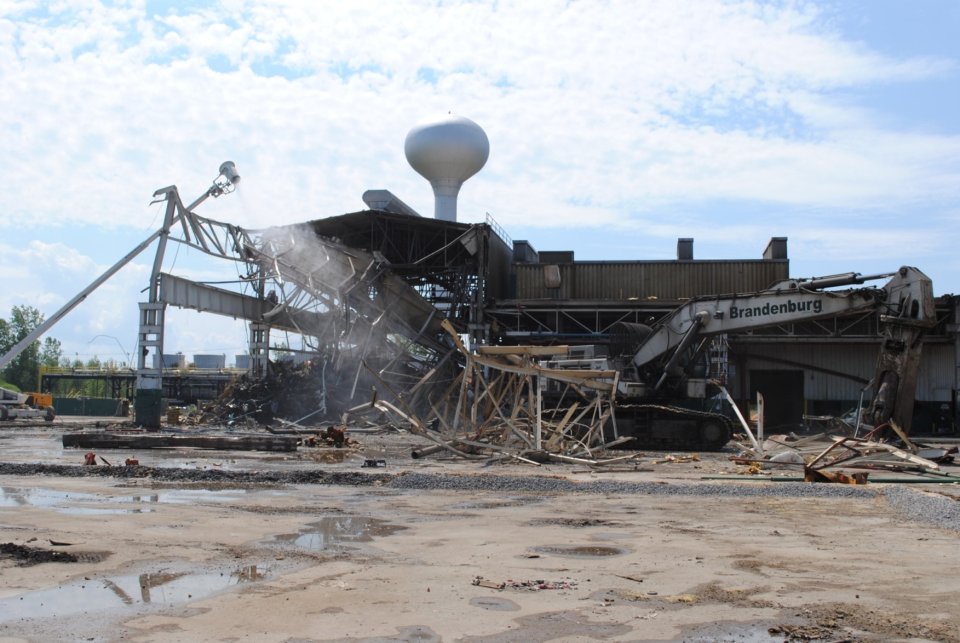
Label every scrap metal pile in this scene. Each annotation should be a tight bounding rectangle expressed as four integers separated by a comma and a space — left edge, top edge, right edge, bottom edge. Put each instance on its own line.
202, 224, 462, 427
201, 359, 329, 426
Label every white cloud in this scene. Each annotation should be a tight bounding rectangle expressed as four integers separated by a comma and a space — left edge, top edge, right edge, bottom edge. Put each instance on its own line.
0, 0, 957, 359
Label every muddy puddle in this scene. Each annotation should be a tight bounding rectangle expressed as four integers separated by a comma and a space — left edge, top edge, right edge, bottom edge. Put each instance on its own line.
273, 516, 405, 551
0, 562, 276, 623
530, 544, 629, 557
0, 485, 248, 515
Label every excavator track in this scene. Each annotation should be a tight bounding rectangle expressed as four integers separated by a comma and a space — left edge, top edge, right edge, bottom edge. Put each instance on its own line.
615, 403, 735, 452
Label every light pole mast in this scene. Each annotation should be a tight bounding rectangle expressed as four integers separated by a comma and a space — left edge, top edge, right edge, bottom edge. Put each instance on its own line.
134, 162, 241, 429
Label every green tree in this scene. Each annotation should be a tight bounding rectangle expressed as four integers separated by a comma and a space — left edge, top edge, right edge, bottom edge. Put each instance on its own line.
41, 337, 62, 369
0, 305, 61, 391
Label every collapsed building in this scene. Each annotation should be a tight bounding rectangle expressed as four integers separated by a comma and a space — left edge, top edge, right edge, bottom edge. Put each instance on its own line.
24, 115, 960, 442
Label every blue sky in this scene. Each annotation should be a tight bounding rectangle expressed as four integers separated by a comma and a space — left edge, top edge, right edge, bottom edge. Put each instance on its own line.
1, 0, 958, 366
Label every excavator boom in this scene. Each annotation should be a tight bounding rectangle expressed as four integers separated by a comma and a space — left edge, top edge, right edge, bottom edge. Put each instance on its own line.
623, 265, 935, 436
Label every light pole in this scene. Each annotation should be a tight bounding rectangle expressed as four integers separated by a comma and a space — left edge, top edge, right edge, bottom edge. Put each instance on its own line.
0, 161, 241, 374
135, 162, 242, 429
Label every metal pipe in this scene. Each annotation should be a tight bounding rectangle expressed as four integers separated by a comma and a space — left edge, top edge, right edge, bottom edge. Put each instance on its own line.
797, 272, 891, 290
718, 384, 761, 453
0, 227, 168, 372
655, 310, 707, 390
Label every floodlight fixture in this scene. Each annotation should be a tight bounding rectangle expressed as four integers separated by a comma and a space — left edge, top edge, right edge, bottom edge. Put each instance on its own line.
210, 160, 241, 198
220, 161, 240, 185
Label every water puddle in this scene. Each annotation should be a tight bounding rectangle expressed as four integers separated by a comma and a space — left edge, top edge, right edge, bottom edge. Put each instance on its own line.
530, 544, 629, 558
152, 489, 248, 504
274, 516, 405, 551
0, 487, 99, 508
0, 486, 246, 515
0, 563, 269, 622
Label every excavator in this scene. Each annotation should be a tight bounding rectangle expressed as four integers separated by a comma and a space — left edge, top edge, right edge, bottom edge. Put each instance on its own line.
548, 266, 935, 451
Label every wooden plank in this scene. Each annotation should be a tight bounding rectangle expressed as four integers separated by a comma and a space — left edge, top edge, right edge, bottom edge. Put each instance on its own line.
806, 437, 852, 469
469, 353, 617, 391
452, 354, 471, 432
410, 347, 455, 394
440, 318, 468, 353
427, 398, 456, 437
553, 402, 581, 439
545, 452, 597, 465
888, 420, 918, 454
577, 406, 612, 456
62, 433, 299, 452
569, 435, 635, 456
872, 443, 940, 470
471, 359, 481, 427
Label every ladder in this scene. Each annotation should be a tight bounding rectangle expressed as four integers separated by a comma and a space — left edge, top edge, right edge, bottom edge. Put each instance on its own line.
708, 334, 730, 384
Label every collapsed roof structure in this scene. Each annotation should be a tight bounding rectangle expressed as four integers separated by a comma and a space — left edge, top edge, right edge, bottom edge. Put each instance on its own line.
9, 114, 960, 450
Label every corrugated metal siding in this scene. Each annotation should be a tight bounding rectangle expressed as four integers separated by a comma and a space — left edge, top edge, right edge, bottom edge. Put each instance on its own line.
916, 344, 954, 401
513, 261, 788, 300
740, 344, 874, 401
739, 342, 953, 402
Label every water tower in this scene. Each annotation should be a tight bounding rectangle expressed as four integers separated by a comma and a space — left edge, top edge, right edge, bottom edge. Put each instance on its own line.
405, 114, 489, 222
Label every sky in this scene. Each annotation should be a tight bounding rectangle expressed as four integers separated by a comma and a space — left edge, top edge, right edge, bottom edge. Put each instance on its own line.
1, 0, 958, 368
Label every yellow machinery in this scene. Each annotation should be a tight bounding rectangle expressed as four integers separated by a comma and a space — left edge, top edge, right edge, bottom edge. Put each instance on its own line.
0, 387, 55, 421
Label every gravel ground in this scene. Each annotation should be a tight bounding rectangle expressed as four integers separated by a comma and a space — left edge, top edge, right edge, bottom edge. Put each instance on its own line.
388, 471, 879, 499
3, 433, 960, 643
0, 462, 391, 485
4, 461, 959, 532
883, 485, 960, 531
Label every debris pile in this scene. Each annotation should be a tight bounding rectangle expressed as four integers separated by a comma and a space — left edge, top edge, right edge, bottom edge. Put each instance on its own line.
246, 226, 458, 417
731, 421, 959, 483
1, 542, 79, 565
346, 319, 638, 467
188, 227, 640, 467
472, 576, 578, 591
201, 360, 330, 427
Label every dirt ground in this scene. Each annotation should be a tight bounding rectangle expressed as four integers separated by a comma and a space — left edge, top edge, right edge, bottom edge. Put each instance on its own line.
1, 421, 959, 642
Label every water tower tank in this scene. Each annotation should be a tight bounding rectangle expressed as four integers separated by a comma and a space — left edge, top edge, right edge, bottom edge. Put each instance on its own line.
405, 114, 489, 222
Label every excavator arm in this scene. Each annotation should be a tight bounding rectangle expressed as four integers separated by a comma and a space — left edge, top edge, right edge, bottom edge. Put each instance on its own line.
864, 267, 936, 430
627, 266, 935, 432
631, 276, 886, 369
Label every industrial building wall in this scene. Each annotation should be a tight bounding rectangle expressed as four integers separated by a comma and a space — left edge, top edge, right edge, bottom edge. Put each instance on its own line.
915, 343, 956, 402
485, 226, 513, 301
512, 260, 788, 300
733, 341, 955, 408
733, 342, 873, 402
